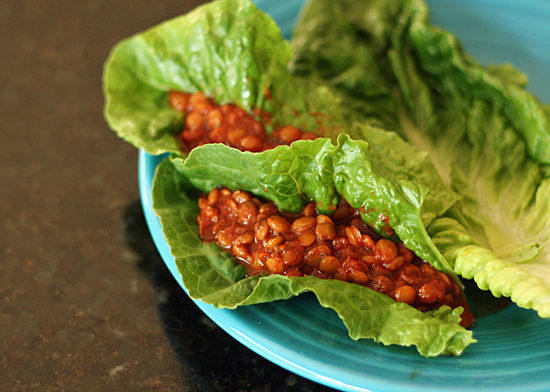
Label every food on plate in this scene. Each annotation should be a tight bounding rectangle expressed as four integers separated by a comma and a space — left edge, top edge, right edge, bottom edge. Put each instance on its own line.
102, 0, 475, 356
103, 0, 550, 356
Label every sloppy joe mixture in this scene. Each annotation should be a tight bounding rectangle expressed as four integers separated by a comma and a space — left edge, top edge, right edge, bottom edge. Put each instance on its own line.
169, 90, 473, 327
168, 90, 318, 152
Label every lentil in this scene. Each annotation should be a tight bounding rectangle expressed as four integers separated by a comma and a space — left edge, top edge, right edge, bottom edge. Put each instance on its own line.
291, 216, 317, 233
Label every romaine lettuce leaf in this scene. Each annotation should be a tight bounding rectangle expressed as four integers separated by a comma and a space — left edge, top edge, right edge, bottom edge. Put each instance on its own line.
290, 0, 550, 317
152, 139, 475, 356
290, 0, 400, 133
173, 133, 461, 281
102, 0, 344, 156
349, 124, 460, 227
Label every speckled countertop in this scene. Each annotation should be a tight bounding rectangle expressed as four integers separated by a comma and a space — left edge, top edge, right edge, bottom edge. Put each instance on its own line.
0, 1, 333, 390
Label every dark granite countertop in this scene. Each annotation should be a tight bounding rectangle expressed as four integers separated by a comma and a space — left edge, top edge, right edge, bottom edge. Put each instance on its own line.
0, 1, 334, 390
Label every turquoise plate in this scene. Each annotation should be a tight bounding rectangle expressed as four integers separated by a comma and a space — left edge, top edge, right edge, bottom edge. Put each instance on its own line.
139, 1, 550, 391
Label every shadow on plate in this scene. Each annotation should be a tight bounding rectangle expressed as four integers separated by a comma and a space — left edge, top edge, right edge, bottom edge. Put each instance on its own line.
123, 200, 336, 392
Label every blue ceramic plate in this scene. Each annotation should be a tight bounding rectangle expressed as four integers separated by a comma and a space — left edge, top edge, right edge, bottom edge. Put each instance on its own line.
139, 1, 550, 391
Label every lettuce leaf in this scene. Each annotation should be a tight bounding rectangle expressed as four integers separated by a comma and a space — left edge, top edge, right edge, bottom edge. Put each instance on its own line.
173, 133, 460, 281
290, 0, 550, 317
102, 0, 344, 156
152, 137, 474, 356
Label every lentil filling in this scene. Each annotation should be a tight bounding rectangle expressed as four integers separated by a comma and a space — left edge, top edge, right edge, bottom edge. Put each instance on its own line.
169, 90, 473, 327
198, 188, 473, 326
168, 90, 318, 152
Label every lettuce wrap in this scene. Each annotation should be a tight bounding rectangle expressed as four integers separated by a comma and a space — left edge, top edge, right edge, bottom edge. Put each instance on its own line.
290, 0, 550, 318
102, 0, 477, 355
102, 0, 344, 156
152, 134, 474, 356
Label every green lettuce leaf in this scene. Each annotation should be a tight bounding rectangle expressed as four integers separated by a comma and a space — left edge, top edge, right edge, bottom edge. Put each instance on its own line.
290, 0, 550, 317
152, 141, 474, 356
174, 133, 460, 281
102, 0, 344, 156
290, 0, 401, 132
349, 124, 460, 227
